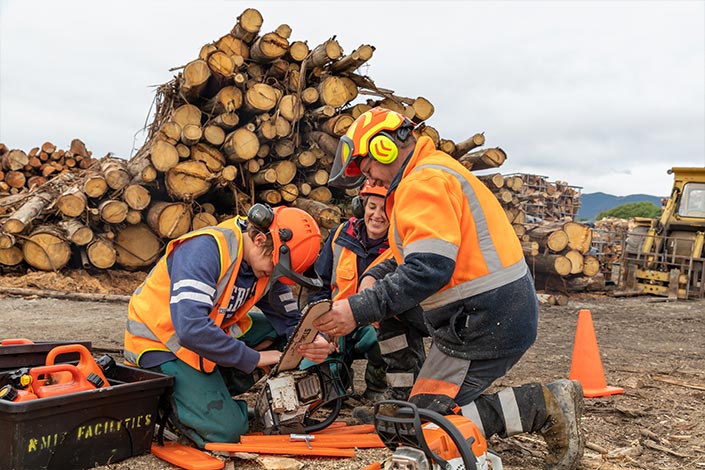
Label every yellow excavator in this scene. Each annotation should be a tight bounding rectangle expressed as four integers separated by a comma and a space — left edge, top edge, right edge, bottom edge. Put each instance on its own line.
620, 167, 705, 299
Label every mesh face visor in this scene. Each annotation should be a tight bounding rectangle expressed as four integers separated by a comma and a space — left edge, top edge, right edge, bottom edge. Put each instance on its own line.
266, 242, 323, 295
328, 135, 367, 189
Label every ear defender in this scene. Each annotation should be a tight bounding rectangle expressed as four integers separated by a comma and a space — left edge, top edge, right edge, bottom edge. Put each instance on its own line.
351, 196, 365, 219
368, 131, 399, 164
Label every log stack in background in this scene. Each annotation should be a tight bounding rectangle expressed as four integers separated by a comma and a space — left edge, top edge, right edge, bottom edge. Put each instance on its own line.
0, 7, 485, 274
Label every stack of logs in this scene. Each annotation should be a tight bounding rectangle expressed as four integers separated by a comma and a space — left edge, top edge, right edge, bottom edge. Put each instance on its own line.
0, 7, 496, 274
0, 140, 97, 195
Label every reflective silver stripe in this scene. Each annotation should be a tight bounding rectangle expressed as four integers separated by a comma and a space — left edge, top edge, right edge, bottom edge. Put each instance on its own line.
170, 291, 214, 306
123, 350, 139, 365
410, 164, 501, 270
460, 402, 486, 437
498, 387, 523, 436
420, 260, 528, 310
173, 279, 216, 297
387, 372, 415, 388
416, 343, 470, 387
165, 333, 182, 353
378, 334, 409, 354
229, 324, 244, 338
392, 216, 403, 258
126, 319, 159, 341
278, 291, 294, 302
404, 238, 458, 260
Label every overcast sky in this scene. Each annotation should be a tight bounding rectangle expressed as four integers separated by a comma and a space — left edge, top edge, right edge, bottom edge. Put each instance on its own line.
1, 0, 703, 197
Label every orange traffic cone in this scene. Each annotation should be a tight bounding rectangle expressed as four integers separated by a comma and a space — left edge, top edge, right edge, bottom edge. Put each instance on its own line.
569, 309, 624, 398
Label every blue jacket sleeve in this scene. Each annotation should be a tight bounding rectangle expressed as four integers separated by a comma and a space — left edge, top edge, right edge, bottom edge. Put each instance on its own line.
168, 236, 261, 373
256, 282, 302, 339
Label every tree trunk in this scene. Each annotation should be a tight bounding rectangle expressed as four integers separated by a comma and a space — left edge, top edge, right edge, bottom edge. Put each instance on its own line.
292, 198, 341, 229
165, 160, 213, 200
101, 157, 130, 190
563, 221, 593, 254
329, 44, 375, 74
123, 184, 151, 210
86, 237, 117, 269
56, 187, 87, 217
582, 255, 601, 277
527, 253, 572, 276
83, 174, 108, 198
151, 140, 179, 172
58, 219, 94, 246
0, 246, 23, 266
98, 199, 129, 224
250, 32, 289, 63
3, 191, 52, 234
564, 249, 584, 275
457, 147, 506, 171
452, 133, 485, 158
526, 225, 570, 253
192, 212, 218, 230
223, 128, 260, 162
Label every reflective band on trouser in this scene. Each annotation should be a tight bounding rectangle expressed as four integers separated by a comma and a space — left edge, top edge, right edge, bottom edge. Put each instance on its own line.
386, 372, 415, 388
498, 387, 523, 436
460, 401, 486, 437
409, 343, 471, 402
378, 334, 408, 354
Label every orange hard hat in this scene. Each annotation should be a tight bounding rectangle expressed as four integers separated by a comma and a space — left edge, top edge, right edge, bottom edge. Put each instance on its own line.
329, 107, 415, 188
359, 181, 387, 198
270, 206, 322, 285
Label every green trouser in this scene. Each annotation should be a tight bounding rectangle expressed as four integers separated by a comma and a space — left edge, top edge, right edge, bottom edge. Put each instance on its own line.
153, 312, 280, 449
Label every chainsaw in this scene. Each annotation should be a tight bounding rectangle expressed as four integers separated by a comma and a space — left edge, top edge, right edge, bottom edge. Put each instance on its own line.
374, 400, 503, 470
255, 299, 352, 435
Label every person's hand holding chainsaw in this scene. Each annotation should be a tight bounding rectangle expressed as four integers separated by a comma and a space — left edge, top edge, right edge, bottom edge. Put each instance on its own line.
296, 335, 332, 363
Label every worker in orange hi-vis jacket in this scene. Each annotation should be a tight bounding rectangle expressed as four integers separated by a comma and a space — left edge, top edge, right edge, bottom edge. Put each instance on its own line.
316, 107, 585, 470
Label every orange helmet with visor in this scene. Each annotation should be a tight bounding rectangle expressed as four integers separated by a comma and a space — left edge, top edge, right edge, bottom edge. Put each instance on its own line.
328, 107, 414, 188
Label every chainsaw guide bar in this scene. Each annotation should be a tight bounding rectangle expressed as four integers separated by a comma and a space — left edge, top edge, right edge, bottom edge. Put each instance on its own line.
273, 299, 332, 374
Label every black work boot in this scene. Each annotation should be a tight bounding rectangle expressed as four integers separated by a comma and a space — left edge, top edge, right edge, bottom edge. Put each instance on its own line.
539, 379, 585, 470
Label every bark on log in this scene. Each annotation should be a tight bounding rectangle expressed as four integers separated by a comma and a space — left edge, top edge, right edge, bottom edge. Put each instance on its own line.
457, 147, 506, 171
3, 191, 52, 234
452, 133, 485, 158
329, 44, 375, 73
526, 225, 570, 253
58, 219, 94, 246
231, 8, 263, 43
101, 157, 130, 190
250, 32, 289, 63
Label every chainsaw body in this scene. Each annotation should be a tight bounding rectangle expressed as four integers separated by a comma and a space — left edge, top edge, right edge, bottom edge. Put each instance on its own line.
255, 300, 351, 434
374, 400, 503, 470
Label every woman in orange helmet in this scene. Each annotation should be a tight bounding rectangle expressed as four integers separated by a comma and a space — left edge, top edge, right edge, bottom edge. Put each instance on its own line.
304, 182, 391, 401
124, 204, 330, 448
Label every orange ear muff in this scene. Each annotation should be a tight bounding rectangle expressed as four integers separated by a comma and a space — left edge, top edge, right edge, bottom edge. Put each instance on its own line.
368, 132, 398, 164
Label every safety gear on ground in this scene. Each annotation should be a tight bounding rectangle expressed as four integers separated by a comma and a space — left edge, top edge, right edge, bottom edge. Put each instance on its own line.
125, 218, 269, 373
360, 181, 388, 198
329, 107, 415, 188
267, 206, 322, 288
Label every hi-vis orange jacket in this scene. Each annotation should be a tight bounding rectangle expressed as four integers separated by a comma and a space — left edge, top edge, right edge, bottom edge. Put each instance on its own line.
349, 136, 533, 359
387, 137, 527, 310
124, 218, 268, 373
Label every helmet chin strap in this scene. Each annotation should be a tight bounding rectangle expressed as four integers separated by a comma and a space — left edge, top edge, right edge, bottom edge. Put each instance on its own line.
266, 242, 323, 298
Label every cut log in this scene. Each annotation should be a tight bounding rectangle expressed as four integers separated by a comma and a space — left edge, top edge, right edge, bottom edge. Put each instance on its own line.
3, 191, 52, 234
180, 124, 203, 146
86, 238, 117, 269
192, 212, 218, 230
292, 198, 341, 229
191, 142, 226, 172
125, 210, 142, 225
0, 232, 16, 249
2, 149, 29, 171
56, 187, 87, 217
306, 169, 329, 186
457, 147, 506, 171
308, 186, 332, 203
98, 199, 129, 224
243, 83, 279, 114
0, 246, 23, 266
329, 44, 375, 73
58, 219, 94, 246
582, 255, 601, 277
203, 125, 226, 146
101, 157, 130, 190
171, 103, 202, 128
147, 201, 193, 239
279, 95, 305, 122
258, 189, 282, 205
309, 38, 343, 67
204, 86, 243, 115
564, 249, 584, 275
151, 140, 180, 172
181, 59, 211, 100
115, 223, 163, 269
526, 225, 569, 253
527, 253, 572, 276
287, 40, 309, 62
83, 174, 108, 198
306, 131, 339, 158
123, 184, 151, 210
206, 50, 235, 79
279, 183, 299, 203
231, 7, 263, 43
452, 133, 485, 158
223, 128, 260, 163
215, 34, 250, 59
250, 32, 289, 63
22, 226, 72, 271
5, 170, 26, 189
269, 160, 297, 185
563, 221, 593, 254
165, 160, 213, 200
210, 112, 240, 130
317, 76, 356, 107
321, 114, 354, 136
252, 168, 278, 185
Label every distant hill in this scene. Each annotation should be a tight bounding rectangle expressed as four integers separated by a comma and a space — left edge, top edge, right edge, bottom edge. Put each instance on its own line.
577, 192, 663, 221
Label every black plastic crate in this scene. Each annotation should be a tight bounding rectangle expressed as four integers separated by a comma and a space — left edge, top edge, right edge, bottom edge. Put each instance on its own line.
0, 352, 173, 470
0, 340, 92, 371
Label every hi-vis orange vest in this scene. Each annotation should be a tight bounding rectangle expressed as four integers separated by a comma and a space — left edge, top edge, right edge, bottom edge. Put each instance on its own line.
387, 136, 527, 311
124, 217, 268, 373
330, 224, 391, 301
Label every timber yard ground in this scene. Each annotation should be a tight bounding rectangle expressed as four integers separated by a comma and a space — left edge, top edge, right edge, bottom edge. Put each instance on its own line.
0, 270, 704, 470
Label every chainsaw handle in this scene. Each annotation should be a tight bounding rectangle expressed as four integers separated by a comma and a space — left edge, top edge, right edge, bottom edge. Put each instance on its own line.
1, 338, 34, 345
374, 400, 478, 470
